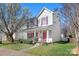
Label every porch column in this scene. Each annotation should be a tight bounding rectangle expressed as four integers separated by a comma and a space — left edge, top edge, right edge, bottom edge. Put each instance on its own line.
40, 31, 43, 43
47, 30, 48, 43
32, 31, 36, 43
34, 31, 36, 39
38, 31, 40, 42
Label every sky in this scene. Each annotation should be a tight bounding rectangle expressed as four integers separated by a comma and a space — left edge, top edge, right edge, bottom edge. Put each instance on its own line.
20, 3, 63, 17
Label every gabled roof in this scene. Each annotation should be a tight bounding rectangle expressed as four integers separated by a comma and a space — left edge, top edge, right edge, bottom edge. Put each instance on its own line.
37, 7, 54, 18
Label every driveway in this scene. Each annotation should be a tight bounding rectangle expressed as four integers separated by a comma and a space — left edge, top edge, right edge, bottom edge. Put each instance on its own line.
0, 48, 30, 56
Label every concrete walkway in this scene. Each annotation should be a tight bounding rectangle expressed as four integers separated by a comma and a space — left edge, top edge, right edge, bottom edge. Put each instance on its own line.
0, 43, 40, 56
0, 48, 30, 56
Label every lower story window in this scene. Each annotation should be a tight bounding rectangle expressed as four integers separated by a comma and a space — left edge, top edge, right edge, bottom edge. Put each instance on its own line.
27, 32, 34, 38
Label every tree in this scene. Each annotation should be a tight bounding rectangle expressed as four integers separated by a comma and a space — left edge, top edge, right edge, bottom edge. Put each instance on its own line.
0, 3, 31, 43
60, 3, 79, 47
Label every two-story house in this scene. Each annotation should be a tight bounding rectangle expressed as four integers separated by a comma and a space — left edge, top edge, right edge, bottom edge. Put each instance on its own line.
17, 7, 61, 43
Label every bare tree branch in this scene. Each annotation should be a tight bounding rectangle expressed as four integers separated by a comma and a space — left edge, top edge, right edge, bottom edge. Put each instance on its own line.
0, 3, 31, 43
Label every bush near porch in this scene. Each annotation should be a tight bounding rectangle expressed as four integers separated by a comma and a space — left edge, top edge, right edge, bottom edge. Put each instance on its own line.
26, 41, 76, 56
1, 38, 38, 44
19, 38, 38, 44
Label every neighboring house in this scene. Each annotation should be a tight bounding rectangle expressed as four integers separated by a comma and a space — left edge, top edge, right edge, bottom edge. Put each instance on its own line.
0, 7, 61, 43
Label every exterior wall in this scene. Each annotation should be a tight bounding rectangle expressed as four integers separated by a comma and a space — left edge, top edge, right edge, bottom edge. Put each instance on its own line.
46, 30, 53, 43
52, 13, 61, 42
15, 31, 27, 40
38, 9, 53, 27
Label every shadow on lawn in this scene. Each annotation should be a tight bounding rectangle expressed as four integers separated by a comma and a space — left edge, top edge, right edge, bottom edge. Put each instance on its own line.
54, 41, 69, 44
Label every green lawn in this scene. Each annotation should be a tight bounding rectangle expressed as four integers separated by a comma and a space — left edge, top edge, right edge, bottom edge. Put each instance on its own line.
0, 41, 76, 56
26, 41, 76, 56
0, 43, 33, 51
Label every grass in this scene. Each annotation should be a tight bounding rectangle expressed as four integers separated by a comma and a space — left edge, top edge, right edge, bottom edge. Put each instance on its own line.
0, 41, 76, 56
0, 43, 33, 51
26, 41, 76, 56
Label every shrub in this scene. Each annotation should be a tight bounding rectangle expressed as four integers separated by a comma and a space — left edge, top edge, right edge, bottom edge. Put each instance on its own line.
19, 39, 32, 44
0, 41, 2, 44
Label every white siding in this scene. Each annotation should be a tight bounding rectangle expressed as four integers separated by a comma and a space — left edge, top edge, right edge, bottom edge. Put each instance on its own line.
52, 14, 61, 42
38, 9, 53, 27
15, 31, 27, 40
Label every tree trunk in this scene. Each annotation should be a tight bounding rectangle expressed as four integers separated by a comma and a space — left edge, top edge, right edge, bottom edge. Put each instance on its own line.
75, 29, 79, 48
6, 34, 14, 43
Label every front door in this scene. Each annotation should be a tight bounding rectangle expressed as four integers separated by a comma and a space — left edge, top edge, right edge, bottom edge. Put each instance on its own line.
43, 31, 47, 42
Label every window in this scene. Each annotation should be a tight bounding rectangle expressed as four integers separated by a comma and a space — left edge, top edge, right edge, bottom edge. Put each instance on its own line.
46, 16, 48, 24
41, 16, 48, 25
41, 18, 43, 25
27, 32, 34, 38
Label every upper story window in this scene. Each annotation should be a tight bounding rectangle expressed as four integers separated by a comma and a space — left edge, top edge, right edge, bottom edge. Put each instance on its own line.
46, 16, 48, 24
41, 16, 48, 25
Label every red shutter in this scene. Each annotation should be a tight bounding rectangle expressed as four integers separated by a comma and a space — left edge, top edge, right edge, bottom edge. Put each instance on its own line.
31, 32, 34, 38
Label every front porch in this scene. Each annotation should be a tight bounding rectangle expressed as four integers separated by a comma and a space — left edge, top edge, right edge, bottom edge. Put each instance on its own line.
27, 30, 48, 43
26, 26, 53, 43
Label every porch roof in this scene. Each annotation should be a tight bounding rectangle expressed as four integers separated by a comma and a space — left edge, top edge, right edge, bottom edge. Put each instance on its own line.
20, 25, 53, 32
